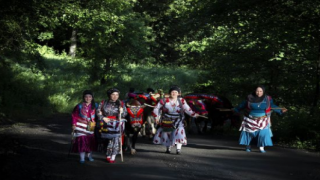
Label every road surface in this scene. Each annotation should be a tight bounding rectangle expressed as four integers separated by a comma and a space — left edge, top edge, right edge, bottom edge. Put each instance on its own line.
0, 114, 319, 180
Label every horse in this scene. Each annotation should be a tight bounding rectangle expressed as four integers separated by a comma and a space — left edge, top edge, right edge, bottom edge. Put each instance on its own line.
184, 93, 241, 134
184, 98, 209, 134
124, 99, 145, 154
126, 92, 159, 140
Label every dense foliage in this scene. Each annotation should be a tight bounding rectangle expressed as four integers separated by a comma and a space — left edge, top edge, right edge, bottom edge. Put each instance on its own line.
0, 0, 319, 150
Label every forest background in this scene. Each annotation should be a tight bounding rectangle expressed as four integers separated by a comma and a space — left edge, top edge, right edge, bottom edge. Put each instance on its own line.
0, 0, 319, 150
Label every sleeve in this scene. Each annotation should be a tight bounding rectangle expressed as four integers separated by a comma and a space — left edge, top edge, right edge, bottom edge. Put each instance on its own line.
181, 98, 196, 117
233, 100, 247, 113
128, 93, 137, 99
121, 101, 127, 118
138, 94, 148, 100
150, 96, 158, 105
71, 105, 79, 125
92, 103, 99, 122
152, 100, 163, 119
96, 100, 104, 121
270, 97, 282, 115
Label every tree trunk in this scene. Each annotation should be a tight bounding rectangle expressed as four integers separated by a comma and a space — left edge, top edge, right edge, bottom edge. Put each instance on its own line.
311, 42, 320, 115
69, 29, 77, 58
100, 57, 112, 85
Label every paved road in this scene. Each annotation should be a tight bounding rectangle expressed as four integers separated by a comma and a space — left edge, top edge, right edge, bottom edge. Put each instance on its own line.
1, 114, 320, 180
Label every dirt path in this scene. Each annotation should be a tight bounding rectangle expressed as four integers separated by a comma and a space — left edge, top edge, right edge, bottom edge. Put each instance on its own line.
1, 114, 320, 180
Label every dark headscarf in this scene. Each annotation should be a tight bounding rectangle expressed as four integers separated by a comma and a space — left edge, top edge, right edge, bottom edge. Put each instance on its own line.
129, 88, 135, 93
169, 85, 181, 94
147, 87, 155, 93
106, 88, 121, 107
83, 90, 93, 97
107, 88, 120, 98
82, 90, 95, 110
247, 85, 266, 103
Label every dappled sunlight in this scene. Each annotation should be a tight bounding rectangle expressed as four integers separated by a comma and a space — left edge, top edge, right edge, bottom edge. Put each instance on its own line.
1, 1, 320, 179
118, 63, 203, 94
0, 0, 319, 155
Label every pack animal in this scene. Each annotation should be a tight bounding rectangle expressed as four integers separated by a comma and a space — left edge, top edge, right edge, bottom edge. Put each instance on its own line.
184, 94, 240, 134
127, 93, 159, 139
125, 99, 145, 154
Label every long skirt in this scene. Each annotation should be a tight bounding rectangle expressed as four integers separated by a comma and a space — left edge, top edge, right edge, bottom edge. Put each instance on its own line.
106, 137, 121, 156
72, 134, 96, 153
100, 121, 125, 156
153, 127, 187, 147
239, 127, 273, 147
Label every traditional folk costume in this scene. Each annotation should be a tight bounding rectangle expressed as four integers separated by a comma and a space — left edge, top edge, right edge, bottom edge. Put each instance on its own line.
71, 90, 97, 163
234, 86, 283, 153
153, 95, 197, 154
96, 88, 127, 163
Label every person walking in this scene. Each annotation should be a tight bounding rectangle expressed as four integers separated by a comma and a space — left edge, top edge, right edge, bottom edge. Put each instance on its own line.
71, 90, 97, 163
96, 88, 127, 163
153, 86, 199, 154
233, 85, 288, 153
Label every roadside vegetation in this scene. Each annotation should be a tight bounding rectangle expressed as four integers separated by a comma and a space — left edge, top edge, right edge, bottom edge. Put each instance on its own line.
1, 0, 319, 150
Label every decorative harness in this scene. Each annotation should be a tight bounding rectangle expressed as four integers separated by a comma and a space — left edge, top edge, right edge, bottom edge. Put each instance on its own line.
184, 94, 223, 105
187, 100, 208, 115
127, 106, 144, 129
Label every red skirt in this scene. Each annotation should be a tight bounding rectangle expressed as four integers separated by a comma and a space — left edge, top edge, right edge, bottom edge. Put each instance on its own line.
72, 134, 96, 153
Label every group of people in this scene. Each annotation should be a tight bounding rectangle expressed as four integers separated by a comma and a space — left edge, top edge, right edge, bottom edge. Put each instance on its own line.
71, 88, 127, 164
71, 85, 287, 164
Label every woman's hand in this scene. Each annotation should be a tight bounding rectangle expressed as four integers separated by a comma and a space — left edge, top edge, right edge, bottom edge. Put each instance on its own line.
282, 108, 288, 113
72, 125, 76, 130
119, 107, 124, 114
155, 118, 160, 124
194, 113, 200, 118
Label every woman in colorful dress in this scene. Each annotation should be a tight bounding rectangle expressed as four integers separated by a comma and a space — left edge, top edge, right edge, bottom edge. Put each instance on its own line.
153, 86, 199, 154
233, 85, 288, 153
96, 88, 127, 163
71, 90, 97, 163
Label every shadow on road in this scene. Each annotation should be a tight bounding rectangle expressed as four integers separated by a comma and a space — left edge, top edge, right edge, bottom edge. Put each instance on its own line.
187, 143, 244, 151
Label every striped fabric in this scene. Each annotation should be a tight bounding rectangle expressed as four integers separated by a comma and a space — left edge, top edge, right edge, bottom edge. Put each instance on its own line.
239, 116, 269, 133
100, 119, 126, 139
74, 122, 94, 137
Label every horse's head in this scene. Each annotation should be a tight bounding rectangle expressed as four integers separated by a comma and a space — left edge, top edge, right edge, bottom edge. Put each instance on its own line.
126, 99, 144, 130
186, 99, 209, 116
127, 99, 141, 107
